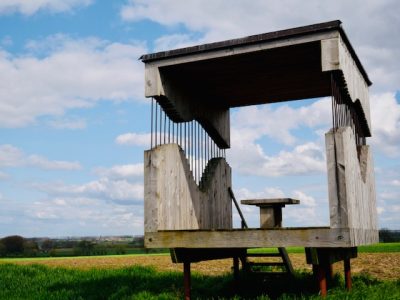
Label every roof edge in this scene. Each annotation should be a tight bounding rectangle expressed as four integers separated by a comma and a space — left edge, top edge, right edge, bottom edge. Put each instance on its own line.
141, 20, 371, 86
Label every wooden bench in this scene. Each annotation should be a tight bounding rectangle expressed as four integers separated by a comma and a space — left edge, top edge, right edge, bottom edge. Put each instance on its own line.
241, 198, 300, 228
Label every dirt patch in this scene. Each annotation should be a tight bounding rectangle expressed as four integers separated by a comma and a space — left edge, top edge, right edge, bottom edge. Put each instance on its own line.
2, 253, 399, 280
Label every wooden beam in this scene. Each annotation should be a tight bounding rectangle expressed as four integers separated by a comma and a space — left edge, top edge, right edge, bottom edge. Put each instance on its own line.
145, 228, 352, 248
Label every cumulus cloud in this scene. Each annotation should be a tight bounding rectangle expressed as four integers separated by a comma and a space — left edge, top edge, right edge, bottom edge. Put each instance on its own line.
370, 92, 400, 157
121, 0, 400, 93
0, 0, 92, 15
232, 186, 327, 227
115, 132, 150, 146
32, 178, 143, 204
46, 117, 87, 130
19, 195, 144, 235
227, 99, 329, 177
0, 171, 8, 180
154, 33, 198, 52
0, 144, 81, 170
0, 35, 146, 128
94, 163, 144, 179
233, 98, 331, 146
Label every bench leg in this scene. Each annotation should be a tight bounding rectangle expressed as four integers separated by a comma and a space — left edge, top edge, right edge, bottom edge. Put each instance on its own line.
184, 261, 191, 300
344, 258, 352, 291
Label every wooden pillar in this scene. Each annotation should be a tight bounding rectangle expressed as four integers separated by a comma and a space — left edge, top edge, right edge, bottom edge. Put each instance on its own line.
233, 256, 239, 281
260, 206, 282, 228
344, 258, 352, 290
316, 264, 327, 298
183, 261, 191, 300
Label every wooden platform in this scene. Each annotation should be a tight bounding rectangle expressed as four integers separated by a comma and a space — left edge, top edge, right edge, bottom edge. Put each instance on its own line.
241, 198, 300, 206
144, 227, 377, 249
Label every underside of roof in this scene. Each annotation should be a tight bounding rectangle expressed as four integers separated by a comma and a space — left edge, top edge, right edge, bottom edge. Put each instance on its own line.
141, 20, 372, 147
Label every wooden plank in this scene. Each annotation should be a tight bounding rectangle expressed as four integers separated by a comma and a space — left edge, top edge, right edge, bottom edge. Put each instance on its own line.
144, 227, 352, 248
321, 37, 371, 131
144, 144, 232, 231
305, 247, 357, 265
325, 127, 378, 245
170, 248, 247, 263
260, 207, 277, 228
241, 198, 300, 206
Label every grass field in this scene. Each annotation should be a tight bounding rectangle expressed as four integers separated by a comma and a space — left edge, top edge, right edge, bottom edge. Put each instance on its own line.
248, 242, 400, 254
0, 263, 399, 299
0, 243, 399, 299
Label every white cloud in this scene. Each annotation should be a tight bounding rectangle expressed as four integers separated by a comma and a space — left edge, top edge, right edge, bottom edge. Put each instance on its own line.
115, 132, 150, 146
19, 195, 144, 235
33, 178, 143, 203
0, 171, 9, 180
390, 180, 400, 187
235, 187, 285, 200
228, 100, 328, 177
94, 163, 143, 179
370, 92, 400, 157
292, 190, 316, 207
47, 117, 87, 130
0, 35, 146, 128
233, 98, 331, 146
377, 207, 385, 215
0, 0, 92, 15
154, 34, 197, 52
232, 186, 326, 227
0, 144, 81, 170
121, 0, 400, 93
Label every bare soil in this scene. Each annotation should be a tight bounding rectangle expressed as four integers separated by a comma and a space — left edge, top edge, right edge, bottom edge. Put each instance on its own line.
2, 253, 399, 281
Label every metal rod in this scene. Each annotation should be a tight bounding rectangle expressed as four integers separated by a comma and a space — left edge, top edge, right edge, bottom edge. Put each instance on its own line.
198, 122, 201, 184
154, 101, 158, 147
180, 122, 182, 147
228, 187, 248, 228
168, 116, 170, 144
172, 120, 175, 144
163, 109, 166, 144
150, 98, 153, 149
158, 105, 162, 145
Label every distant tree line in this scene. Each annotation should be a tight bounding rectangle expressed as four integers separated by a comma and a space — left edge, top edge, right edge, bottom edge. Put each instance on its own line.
0, 235, 142, 257
0, 235, 38, 257
379, 228, 400, 243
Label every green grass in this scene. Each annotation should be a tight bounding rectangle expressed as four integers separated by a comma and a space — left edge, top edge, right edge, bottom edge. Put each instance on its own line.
0, 252, 170, 263
0, 264, 398, 299
248, 243, 400, 255
358, 242, 400, 253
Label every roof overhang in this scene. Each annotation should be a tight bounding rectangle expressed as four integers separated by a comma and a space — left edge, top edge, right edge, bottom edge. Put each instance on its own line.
141, 20, 372, 146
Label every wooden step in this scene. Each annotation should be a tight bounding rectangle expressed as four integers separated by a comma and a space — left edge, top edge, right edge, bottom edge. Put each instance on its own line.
246, 252, 281, 257
247, 262, 286, 267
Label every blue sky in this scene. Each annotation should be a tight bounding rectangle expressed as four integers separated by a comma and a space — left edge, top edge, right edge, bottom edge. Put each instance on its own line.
0, 0, 399, 237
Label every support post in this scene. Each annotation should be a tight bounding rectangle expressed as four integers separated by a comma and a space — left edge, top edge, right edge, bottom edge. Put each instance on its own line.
316, 265, 327, 298
233, 256, 240, 282
184, 261, 191, 300
344, 258, 352, 291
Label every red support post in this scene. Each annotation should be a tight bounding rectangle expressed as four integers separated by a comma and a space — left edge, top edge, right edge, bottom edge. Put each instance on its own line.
316, 265, 327, 298
233, 257, 239, 282
328, 263, 333, 280
344, 258, 352, 291
184, 261, 191, 300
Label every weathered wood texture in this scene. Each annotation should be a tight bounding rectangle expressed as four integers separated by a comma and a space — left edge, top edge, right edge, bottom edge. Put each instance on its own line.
241, 198, 299, 228
241, 198, 300, 206
144, 144, 232, 232
325, 127, 378, 246
144, 227, 364, 248
321, 37, 371, 131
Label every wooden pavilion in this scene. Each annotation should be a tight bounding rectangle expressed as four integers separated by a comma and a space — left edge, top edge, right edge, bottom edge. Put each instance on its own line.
140, 20, 377, 298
